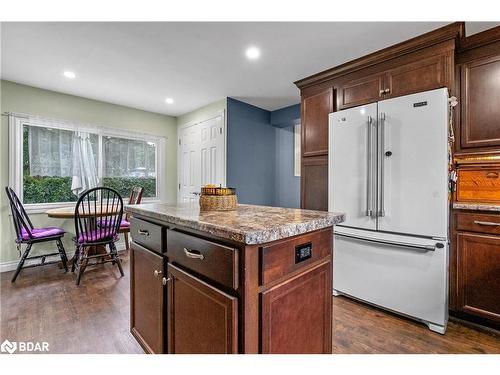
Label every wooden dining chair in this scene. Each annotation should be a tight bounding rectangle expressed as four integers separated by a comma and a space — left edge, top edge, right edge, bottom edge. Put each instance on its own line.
73, 187, 124, 285
5, 186, 68, 283
119, 186, 144, 250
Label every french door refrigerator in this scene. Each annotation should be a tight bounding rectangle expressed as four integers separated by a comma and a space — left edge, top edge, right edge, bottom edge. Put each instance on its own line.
328, 88, 449, 334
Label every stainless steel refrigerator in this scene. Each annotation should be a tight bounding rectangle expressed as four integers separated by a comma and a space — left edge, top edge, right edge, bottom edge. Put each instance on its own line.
328, 88, 449, 334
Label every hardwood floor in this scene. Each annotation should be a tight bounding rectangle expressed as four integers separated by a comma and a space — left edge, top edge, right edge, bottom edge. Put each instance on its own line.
1, 251, 499, 354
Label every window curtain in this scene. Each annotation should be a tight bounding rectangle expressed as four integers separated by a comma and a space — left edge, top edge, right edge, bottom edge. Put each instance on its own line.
71, 131, 98, 196
28, 126, 73, 177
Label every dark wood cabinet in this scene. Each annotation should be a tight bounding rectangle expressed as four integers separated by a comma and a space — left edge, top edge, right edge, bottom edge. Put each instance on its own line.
337, 73, 384, 109
460, 55, 500, 149
260, 261, 332, 354
130, 242, 166, 354
386, 54, 447, 98
167, 264, 238, 354
301, 155, 328, 211
301, 88, 333, 157
457, 232, 500, 322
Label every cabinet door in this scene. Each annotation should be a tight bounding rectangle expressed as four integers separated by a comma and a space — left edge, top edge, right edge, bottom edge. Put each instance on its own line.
130, 242, 165, 354
302, 88, 333, 157
385, 54, 447, 98
301, 155, 328, 211
337, 73, 385, 109
167, 264, 238, 354
460, 55, 500, 149
457, 233, 500, 322
261, 262, 332, 354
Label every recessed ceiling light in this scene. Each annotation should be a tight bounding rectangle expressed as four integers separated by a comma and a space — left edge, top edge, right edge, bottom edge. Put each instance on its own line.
245, 46, 260, 60
63, 70, 76, 79
165, 98, 174, 104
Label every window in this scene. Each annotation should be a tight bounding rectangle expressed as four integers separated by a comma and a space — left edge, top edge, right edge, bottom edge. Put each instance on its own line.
9, 114, 165, 209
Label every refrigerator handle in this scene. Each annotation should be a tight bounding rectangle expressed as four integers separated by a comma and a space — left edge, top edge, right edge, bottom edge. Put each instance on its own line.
366, 116, 373, 217
378, 112, 386, 217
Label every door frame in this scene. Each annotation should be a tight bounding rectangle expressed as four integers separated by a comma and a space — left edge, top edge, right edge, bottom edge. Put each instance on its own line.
177, 110, 227, 203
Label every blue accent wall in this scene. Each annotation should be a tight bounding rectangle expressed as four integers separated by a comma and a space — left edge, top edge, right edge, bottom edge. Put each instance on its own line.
227, 98, 275, 206
227, 99, 300, 208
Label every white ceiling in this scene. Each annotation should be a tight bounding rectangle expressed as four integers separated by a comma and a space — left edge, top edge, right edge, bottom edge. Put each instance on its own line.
1, 22, 498, 116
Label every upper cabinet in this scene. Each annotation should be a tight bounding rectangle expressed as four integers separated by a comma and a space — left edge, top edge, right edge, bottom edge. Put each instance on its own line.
459, 54, 500, 149
337, 53, 450, 110
301, 88, 333, 157
337, 73, 385, 109
386, 54, 448, 98
455, 25, 500, 154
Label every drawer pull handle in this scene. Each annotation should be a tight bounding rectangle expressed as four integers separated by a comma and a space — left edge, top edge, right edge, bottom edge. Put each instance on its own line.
183, 247, 205, 260
153, 270, 162, 277
162, 277, 171, 286
474, 220, 500, 227
138, 229, 149, 236
486, 172, 499, 179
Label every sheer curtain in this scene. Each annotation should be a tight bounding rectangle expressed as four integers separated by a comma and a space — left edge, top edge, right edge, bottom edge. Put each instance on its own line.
28, 126, 73, 177
71, 131, 98, 196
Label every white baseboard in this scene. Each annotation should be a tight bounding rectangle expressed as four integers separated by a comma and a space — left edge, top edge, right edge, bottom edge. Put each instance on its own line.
0, 243, 127, 273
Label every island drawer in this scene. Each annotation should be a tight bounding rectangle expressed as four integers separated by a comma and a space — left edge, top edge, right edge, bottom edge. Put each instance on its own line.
166, 229, 239, 290
456, 212, 500, 235
260, 227, 332, 285
130, 217, 165, 254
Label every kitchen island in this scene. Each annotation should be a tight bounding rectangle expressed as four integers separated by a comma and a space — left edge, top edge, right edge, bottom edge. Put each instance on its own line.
125, 203, 344, 354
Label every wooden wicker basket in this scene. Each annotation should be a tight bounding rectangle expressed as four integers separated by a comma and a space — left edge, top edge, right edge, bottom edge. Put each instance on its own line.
199, 194, 237, 211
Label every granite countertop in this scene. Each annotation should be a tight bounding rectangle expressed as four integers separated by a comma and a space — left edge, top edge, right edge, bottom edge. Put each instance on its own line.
453, 202, 500, 212
125, 203, 345, 245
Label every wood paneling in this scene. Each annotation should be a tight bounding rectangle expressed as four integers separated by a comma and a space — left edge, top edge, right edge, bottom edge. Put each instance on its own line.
261, 262, 332, 354
260, 228, 332, 285
456, 167, 500, 203
301, 155, 328, 211
130, 242, 165, 354
457, 233, 500, 322
167, 264, 238, 353
460, 54, 500, 149
301, 88, 333, 157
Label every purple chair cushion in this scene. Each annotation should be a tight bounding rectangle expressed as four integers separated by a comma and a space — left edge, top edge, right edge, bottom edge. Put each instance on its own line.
78, 229, 118, 244
97, 219, 130, 229
21, 227, 65, 241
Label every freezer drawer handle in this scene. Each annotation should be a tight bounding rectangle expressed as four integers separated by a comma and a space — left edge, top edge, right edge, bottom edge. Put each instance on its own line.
474, 220, 500, 227
335, 232, 437, 252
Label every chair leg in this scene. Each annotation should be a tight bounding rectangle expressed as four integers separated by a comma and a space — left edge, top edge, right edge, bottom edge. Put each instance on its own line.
56, 239, 69, 272
71, 246, 80, 273
124, 232, 130, 251
11, 243, 32, 283
110, 242, 124, 277
75, 249, 88, 286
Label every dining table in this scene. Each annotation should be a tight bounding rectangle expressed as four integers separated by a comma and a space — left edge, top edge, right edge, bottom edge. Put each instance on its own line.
46, 205, 122, 263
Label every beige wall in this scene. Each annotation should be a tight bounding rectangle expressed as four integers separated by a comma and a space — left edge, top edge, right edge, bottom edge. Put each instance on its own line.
176, 98, 226, 127
0, 80, 177, 266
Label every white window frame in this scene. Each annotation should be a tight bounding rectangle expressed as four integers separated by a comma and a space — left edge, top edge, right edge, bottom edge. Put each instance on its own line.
8, 113, 166, 213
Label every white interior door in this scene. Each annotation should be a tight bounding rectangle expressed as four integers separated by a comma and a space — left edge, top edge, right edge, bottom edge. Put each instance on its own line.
178, 113, 225, 203
376, 88, 449, 238
329, 103, 377, 230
